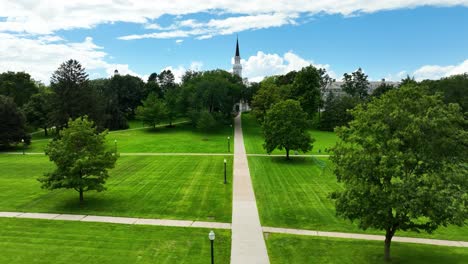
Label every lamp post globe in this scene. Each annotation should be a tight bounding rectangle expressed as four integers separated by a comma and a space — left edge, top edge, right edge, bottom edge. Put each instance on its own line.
21, 138, 25, 155
209, 230, 215, 264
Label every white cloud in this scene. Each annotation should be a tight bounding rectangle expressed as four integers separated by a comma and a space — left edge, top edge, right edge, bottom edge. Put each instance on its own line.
413, 59, 468, 80
241, 51, 335, 82
161, 61, 204, 83
1, 1, 466, 37
0, 33, 138, 84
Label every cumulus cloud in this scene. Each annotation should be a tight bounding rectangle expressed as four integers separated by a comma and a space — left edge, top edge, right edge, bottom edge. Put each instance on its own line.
0, 33, 138, 83
0, 1, 466, 37
241, 51, 335, 82
413, 59, 468, 80
161, 61, 204, 83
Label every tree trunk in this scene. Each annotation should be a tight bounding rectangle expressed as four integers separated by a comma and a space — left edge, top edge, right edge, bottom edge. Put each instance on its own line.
384, 229, 394, 262
79, 188, 84, 204
286, 148, 290, 160
44, 127, 48, 137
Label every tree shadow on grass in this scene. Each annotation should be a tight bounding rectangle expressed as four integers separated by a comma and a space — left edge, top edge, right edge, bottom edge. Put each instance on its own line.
269, 156, 326, 167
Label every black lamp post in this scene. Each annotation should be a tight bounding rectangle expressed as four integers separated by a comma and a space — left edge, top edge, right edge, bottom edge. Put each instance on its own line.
209, 230, 215, 264
223, 159, 227, 184
21, 138, 25, 155
114, 139, 117, 153
227, 136, 230, 153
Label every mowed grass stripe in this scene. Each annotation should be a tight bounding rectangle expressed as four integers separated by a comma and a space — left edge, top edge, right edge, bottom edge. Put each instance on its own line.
248, 156, 468, 241
0, 218, 231, 264
265, 233, 468, 264
0, 155, 232, 222
16, 121, 234, 154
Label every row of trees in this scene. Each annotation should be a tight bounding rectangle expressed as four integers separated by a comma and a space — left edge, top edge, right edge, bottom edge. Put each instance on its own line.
0, 60, 247, 148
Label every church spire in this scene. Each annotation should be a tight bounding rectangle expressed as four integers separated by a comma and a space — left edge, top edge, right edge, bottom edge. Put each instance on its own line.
235, 36, 240, 57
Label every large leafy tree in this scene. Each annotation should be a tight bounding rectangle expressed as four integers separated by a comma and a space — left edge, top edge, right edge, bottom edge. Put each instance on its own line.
251, 79, 283, 122
158, 69, 176, 95
331, 85, 467, 261
39, 116, 118, 204
341, 68, 370, 99
164, 87, 179, 127
0, 71, 38, 107
0, 95, 30, 147
291, 65, 321, 118
320, 93, 361, 131
23, 88, 53, 136
262, 99, 313, 159
49, 59, 101, 130
421, 73, 468, 113
109, 74, 146, 119
135, 93, 168, 128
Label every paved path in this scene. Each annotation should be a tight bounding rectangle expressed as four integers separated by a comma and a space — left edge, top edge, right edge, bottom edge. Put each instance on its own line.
247, 154, 331, 157
0, 212, 231, 229
231, 113, 270, 264
263, 227, 468, 248
1, 211, 466, 248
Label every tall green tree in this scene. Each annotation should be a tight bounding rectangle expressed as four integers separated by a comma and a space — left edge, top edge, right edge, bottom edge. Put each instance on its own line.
331, 85, 467, 261
135, 93, 168, 128
320, 93, 360, 131
341, 68, 370, 99
0, 95, 30, 147
164, 88, 179, 127
291, 65, 321, 118
23, 88, 52, 136
39, 116, 118, 204
0, 71, 38, 107
251, 80, 283, 122
371, 81, 395, 98
158, 69, 176, 95
262, 99, 313, 159
49, 59, 101, 130
318, 68, 335, 122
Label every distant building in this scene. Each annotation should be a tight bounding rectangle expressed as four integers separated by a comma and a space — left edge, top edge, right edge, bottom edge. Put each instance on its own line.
114, 69, 119, 76
324, 79, 400, 98
232, 37, 250, 112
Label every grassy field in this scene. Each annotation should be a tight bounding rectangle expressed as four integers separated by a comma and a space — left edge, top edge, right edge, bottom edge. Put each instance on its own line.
266, 233, 468, 264
0, 218, 230, 264
242, 112, 337, 155
0, 155, 232, 222
248, 156, 468, 241
14, 120, 234, 153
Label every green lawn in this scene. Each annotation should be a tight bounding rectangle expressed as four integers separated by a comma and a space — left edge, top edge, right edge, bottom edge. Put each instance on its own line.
14, 120, 233, 153
249, 156, 468, 241
242, 112, 337, 155
0, 155, 232, 222
0, 218, 230, 264
266, 233, 468, 264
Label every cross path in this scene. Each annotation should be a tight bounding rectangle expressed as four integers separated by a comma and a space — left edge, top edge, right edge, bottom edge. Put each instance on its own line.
230, 113, 270, 264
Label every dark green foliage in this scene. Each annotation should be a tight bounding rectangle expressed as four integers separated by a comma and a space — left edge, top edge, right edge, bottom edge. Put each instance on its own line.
39, 116, 118, 203
341, 68, 370, 99
196, 110, 217, 134
0, 95, 30, 147
108, 74, 146, 119
0, 71, 38, 107
49, 59, 102, 130
135, 93, 167, 128
320, 93, 361, 131
251, 80, 283, 122
158, 69, 176, 95
164, 88, 179, 127
241, 81, 259, 105
180, 69, 242, 123
371, 82, 395, 98
23, 88, 52, 136
262, 99, 313, 159
331, 85, 468, 261
291, 65, 321, 118
421, 73, 468, 113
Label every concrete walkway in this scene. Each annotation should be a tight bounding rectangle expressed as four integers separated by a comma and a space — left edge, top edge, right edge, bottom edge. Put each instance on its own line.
0, 212, 231, 229
231, 113, 270, 264
263, 227, 468, 248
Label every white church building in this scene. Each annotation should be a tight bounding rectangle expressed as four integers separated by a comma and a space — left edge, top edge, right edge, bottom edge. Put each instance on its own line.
232, 37, 251, 112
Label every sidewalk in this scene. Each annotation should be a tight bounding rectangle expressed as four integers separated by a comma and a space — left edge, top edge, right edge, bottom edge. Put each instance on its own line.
230, 113, 270, 264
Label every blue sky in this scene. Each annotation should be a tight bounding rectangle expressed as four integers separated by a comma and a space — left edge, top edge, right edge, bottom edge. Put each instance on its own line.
0, 1, 467, 83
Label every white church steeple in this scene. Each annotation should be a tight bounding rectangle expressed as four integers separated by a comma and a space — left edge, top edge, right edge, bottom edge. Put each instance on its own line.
233, 36, 242, 78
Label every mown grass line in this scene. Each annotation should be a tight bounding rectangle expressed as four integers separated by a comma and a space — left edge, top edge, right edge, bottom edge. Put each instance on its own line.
0, 155, 232, 222
266, 233, 468, 264
0, 218, 231, 264
248, 156, 468, 241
